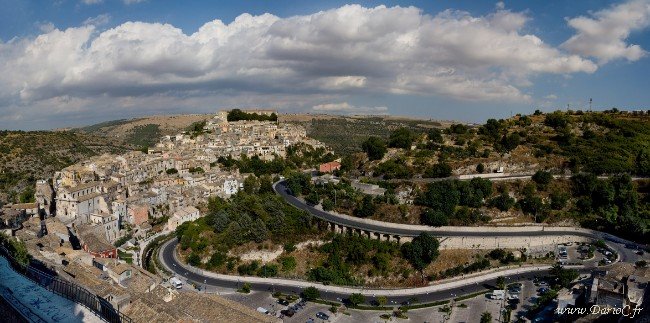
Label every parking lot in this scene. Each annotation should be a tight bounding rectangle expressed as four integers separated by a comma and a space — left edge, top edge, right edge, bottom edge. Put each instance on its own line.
555, 243, 611, 267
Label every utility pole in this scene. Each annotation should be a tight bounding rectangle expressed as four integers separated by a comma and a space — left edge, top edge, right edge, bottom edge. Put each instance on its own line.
589, 98, 593, 112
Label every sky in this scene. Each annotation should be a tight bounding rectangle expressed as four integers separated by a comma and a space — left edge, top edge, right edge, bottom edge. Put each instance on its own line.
0, 0, 649, 130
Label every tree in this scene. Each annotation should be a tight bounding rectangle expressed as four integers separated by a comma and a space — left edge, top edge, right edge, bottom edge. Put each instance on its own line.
401, 232, 440, 273
377, 296, 388, 307
549, 263, 579, 288
421, 209, 448, 227
257, 264, 278, 277
239, 282, 251, 293
544, 110, 570, 129
480, 312, 492, 323
532, 170, 553, 190
415, 181, 460, 215
550, 191, 569, 210
496, 276, 505, 289
448, 123, 469, 134
428, 128, 443, 143
243, 175, 259, 194
362, 137, 387, 161
389, 128, 416, 149
166, 168, 178, 175
187, 252, 201, 266
355, 195, 377, 218
489, 192, 515, 211
348, 293, 365, 306
280, 256, 297, 272
636, 149, 650, 176
208, 252, 227, 268
258, 175, 274, 194
302, 286, 321, 300
424, 162, 452, 178
305, 191, 320, 206
476, 163, 485, 173
499, 133, 521, 152
322, 198, 335, 211
479, 119, 505, 143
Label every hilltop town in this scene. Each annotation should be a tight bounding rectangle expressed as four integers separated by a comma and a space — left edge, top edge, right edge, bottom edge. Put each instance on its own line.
0, 109, 325, 322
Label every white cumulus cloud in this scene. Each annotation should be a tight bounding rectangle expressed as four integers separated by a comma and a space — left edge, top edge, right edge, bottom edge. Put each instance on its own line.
563, 0, 650, 63
0, 4, 615, 128
83, 14, 111, 26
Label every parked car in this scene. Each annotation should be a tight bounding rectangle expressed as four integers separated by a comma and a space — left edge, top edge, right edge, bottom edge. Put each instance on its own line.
280, 309, 295, 317
277, 299, 290, 306
316, 312, 330, 320
637, 250, 644, 256
256, 307, 270, 315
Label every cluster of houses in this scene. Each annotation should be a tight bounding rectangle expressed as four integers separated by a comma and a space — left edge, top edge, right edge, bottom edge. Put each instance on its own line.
18, 110, 321, 261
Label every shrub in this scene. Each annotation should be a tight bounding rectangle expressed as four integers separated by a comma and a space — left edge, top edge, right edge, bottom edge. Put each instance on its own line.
348, 293, 365, 306
238, 282, 251, 293
280, 256, 297, 272
361, 137, 387, 161
302, 286, 321, 300
424, 163, 452, 178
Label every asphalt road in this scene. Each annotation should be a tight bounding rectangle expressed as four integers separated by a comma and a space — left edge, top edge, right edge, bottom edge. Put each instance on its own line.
156, 180, 640, 305
160, 238, 592, 305
276, 181, 599, 238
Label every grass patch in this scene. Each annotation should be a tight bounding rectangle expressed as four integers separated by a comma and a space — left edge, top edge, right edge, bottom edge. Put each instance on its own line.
453, 290, 489, 302
401, 299, 450, 310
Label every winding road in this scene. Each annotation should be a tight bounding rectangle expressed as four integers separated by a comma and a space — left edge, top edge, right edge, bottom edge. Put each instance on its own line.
156, 180, 643, 304
160, 238, 591, 305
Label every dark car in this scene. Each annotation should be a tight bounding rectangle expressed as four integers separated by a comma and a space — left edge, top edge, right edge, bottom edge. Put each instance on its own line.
316, 312, 330, 320
278, 299, 290, 306
637, 250, 644, 256
538, 287, 550, 294
280, 309, 295, 317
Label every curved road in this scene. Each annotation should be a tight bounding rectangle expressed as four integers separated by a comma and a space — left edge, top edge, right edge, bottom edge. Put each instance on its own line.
156, 180, 643, 305
274, 180, 641, 264
160, 238, 592, 305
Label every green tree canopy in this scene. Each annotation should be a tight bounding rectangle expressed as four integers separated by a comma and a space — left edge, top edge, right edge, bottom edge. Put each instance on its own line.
401, 232, 440, 272
302, 286, 321, 300
389, 127, 416, 149
361, 137, 388, 161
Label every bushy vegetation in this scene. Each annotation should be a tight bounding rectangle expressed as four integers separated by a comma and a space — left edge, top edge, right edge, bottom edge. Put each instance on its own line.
0, 130, 127, 204
416, 179, 492, 226
299, 116, 440, 156
175, 187, 315, 271
569, 173, 649, 240
217, 143, 335, 176
227, 109, 278, 122
308, 235, 402, 285
362, 137, 387, 161
126, 124, 161, 148
0, 233, 31, 266
400, 233, 440, 273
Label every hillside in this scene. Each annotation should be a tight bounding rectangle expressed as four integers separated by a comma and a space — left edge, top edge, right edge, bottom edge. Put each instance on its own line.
300, 109, 650, 241
352, 110, 650, 178
0, 131, 130, 205
280, 114, 450, 155
75, 114, 212, 149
